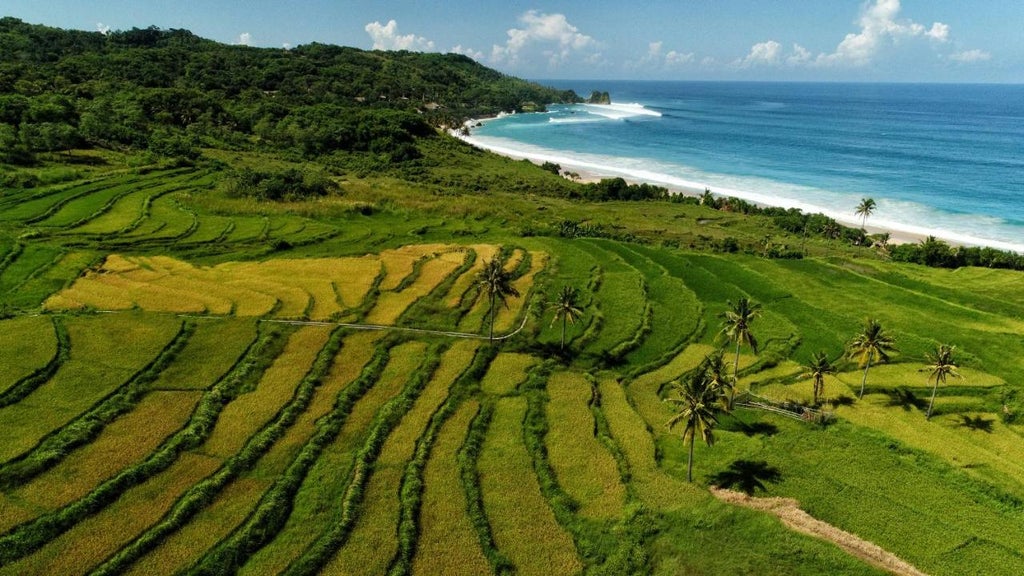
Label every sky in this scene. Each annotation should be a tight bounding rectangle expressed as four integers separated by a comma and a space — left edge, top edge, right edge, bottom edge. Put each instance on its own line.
4, 1, 1022, 83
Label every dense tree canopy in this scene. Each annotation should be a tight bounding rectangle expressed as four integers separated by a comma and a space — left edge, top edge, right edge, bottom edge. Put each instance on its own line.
0, 17, 579, 163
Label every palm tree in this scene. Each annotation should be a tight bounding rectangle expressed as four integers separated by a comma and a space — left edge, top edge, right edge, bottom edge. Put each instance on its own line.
855, 197, 877, 230
847, 319, 897, 399
666, 364, 726, 482
702, 351, 731, 407
821, 221, 841, 255
700, 188, 716, 208
801, 351, 836, 405
547, 285, 583, 350
719, 298, 761, 407
925, 344, 961, 420
477, 258, 520, 341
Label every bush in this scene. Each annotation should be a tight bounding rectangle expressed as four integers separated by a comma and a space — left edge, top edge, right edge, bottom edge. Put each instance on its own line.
224, 167, 339, 201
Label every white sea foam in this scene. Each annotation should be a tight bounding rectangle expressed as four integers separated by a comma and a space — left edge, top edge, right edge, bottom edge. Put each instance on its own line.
548, 116, 606, 125
580, 102, 662, 119
455, 131, 1024, 254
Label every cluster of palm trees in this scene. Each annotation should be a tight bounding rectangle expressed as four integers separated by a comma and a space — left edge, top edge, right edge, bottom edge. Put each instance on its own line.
806, 318, 959, 421
667, 298, 761, 482
476, 257, 584, 348
667, 303, 964, 483
476, 255, 965, 488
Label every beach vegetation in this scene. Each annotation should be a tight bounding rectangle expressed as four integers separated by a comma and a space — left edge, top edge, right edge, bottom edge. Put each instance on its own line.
476, 257, 520, 340
855, 197, 876, 230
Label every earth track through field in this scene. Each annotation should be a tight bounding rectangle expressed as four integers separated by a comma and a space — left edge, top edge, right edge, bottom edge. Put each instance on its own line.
711, 487, 929, 576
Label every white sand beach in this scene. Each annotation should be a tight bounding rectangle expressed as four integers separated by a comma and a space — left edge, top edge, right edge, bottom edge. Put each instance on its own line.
454, 124, 1024, 253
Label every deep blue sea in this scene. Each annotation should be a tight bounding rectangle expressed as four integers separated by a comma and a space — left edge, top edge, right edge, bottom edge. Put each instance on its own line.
465, 81, 1024, 252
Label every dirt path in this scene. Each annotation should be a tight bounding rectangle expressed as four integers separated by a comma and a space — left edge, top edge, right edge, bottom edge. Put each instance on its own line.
711, 488, 929, 576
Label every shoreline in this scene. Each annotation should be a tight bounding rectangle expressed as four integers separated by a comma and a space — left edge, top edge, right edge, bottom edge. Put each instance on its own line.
453, 123, 1024, 253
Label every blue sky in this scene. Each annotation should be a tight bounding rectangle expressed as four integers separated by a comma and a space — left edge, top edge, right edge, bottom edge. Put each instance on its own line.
4, 1, 1021, 83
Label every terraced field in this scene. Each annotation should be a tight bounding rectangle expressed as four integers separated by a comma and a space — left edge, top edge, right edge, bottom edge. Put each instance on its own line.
2, 167, 1023, 575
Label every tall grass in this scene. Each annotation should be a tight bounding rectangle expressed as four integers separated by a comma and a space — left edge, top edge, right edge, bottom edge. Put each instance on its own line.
545, 371, 626, 519
0, 315, 65, 406
0, 313, 181, 464
2, 390, 202, 526
478, 395, 582, 575
0, 322, 292, 565
410, 400, 491, 575
280, 341, 444, 576
87, 326, 346, 576
233, 334, 394, 576
0, 320, 194, 489
216, 340, 452, 576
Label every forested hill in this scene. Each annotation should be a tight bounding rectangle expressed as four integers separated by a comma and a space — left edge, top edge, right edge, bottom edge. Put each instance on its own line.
0, 17, 580, 163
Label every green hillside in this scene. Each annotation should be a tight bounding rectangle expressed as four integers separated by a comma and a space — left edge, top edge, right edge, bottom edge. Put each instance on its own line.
1, 19, 1023, 576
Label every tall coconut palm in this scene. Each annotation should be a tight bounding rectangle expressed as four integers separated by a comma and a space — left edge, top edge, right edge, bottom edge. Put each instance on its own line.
700, 188, 716, 208
477, 258, 520, 341
855, 197, 877, 230
666, 364, 725, 482
925, 344, 961, 420
847, 319, 897, 399
702, 351, 731, 408
547, 285, 583, 350
719, 298, 761, 407
801, 351, 836, 405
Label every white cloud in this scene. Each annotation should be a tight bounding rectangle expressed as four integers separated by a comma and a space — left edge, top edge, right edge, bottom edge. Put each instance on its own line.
926, 22, 950, 42
633, 41, 694, 69
815, 0, 949, 67
787, 43, 812, 65
451, 45, 485, 61
283, 43, 293, 50
365, 20, 435, 52
949, 49, 991, 63
491, 11, 598, 67
735, 40, 783, 68
237, 32, 252, 46
647, 41, 663, 60
96, 23, 110, 35
665, 50, 695, 66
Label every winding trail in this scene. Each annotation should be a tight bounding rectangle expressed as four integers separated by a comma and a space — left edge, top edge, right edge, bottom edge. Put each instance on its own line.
711, 488, 929, 576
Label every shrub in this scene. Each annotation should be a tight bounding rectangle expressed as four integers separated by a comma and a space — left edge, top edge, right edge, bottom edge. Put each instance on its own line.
224, 168, 338, 201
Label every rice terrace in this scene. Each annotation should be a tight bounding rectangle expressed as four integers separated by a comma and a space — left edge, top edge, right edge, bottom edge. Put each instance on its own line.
2, 15, 1024, 576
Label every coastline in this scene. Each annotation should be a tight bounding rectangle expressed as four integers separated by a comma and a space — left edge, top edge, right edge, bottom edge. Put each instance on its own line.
454, 122, 1024, 253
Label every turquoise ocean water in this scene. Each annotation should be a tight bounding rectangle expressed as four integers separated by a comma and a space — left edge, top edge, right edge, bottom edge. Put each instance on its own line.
466, 81, 1024, 252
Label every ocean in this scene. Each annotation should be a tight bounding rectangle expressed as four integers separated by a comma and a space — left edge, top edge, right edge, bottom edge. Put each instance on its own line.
463, 81, 1024, 253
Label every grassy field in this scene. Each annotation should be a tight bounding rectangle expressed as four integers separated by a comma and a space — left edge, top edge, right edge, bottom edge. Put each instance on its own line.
545, 371, 626, 519
235, 331, 385, 576
322, 341, 477, 574
1, 161, 1023, 575
0, 315, 58, 395
0, 313, 180, 463
478, 396, 582, 575
412, 399, 491, 575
